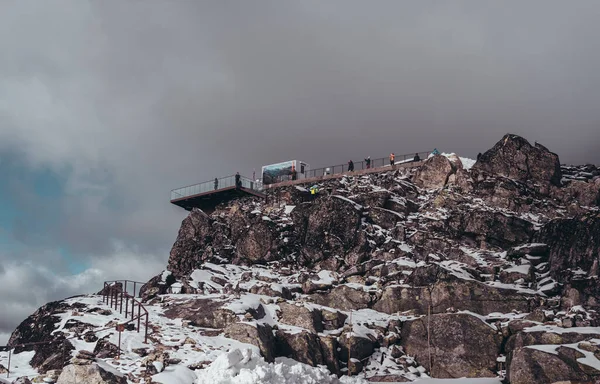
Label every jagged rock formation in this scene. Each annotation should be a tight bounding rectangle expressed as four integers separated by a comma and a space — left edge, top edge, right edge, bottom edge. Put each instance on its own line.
4, 133, 600, 383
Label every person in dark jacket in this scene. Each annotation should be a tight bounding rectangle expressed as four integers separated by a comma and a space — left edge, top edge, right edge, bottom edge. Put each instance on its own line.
348, 160, 354, 172
477, 152, 482, 161
413, 153, 421, 162
214, 178, 219, 190
235, 172, 241, 188
365, 156, 371, 169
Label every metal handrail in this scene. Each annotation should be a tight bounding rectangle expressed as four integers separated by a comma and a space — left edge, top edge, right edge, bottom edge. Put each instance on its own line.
101, 281, 150, 344
0, 280, 151, 379
170, 174, 263, 201
273, 151, 430, 183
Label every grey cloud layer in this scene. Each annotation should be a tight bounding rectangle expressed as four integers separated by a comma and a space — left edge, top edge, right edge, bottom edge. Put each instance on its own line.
1, 0, 600, 336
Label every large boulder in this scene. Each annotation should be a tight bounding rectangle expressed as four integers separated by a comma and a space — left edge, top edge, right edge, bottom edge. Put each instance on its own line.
277, 302, 323, 333
507, 345, 600, 384
472, 134, 562, 187
400, 313, 502, 378
309, 285, 372, 312
223, 323, 276, 362
274, 330, 325, 367
56, 363, 128, 384
413, 155, 457, 189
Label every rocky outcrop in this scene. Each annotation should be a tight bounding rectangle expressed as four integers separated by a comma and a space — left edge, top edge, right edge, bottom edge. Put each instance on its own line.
56, 363, 128, 384
537, 212, 600, 282
401, 313, 502, 378
473, 134, 562, 187
508, 346, 600, 384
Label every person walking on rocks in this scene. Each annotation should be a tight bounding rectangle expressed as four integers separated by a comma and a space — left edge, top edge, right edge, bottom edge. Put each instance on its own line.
348, 160, 354, 172
389, 153, 395, 166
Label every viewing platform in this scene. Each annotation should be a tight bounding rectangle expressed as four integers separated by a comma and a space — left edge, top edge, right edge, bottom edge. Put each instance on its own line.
170, 151, 431, 212
170, 175, 264, 212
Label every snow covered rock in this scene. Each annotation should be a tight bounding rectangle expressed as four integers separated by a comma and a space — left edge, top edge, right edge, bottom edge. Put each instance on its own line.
473, 134, 562, 187
401, 313, 502, 378
508, 345, 600, 384
413, 154, 458, 189
56, 362, 127, 384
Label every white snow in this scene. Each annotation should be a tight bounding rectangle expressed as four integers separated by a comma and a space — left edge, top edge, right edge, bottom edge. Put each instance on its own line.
195, 348, 368, 384
459, 157, 476, 170
153, 365, 198, 384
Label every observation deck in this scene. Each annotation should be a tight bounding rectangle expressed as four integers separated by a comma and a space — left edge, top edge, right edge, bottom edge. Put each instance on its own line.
170, 174, 264, 212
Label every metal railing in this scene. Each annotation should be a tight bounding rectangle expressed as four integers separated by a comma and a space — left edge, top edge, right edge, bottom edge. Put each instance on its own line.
101, 280, 149, 344
273, 151, 430, 183
170, 174, 263, 201
0, 280, 150, 379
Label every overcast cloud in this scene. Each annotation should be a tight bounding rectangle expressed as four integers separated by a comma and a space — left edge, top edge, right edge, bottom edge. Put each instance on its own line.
1, 0, 600, 344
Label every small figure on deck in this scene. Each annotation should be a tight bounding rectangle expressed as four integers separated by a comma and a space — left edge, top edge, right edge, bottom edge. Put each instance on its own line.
235, 172, 241, 189
389, 153, 395, 166
348, 160, 354, 172
365, 156, 371, 169
413, 153, 421, 162
291, 165, 298, 181
477, 152, 482, 161
310, 185, 318, 195
214, 178, 219, 190
431, 148, 440, 156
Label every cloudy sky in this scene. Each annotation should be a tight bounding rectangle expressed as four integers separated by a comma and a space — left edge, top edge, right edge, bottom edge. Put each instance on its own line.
1, 0, 600, 343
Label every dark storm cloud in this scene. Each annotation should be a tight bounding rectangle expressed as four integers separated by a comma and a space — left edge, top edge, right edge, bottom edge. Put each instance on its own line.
1, 0, 600, 339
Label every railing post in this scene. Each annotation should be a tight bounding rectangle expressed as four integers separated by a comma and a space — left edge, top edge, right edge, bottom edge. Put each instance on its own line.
120, 289, 124, 314
144, 313, 149, 343
110, 286, 113, 307
131, 300, 135, 321
7, 349, 11, 378
124, 281, 128, 297
125, 295, 129, 317
134, 282, 137, 298
137, 304, 141, 332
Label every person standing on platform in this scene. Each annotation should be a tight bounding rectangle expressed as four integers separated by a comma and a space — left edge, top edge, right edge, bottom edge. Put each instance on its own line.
390, 153, 395, 166
365, 156, 371, 169
413, 153, 421, 162
348, 160, 354, 172
235, 172, 241, 189
214, 178, 219, 190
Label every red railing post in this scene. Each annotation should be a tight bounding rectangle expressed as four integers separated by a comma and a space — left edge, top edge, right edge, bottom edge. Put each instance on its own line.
144, 313, 149, 343
119, 289, 123, 314
137, 303, 141, 332
131, 300, 135, 321
125, 295, 129, 317
109, 285, 113, 307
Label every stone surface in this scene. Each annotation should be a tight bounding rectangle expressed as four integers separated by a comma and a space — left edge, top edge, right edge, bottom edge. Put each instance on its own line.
56, 363, 127, 384
401, 313, 502, 378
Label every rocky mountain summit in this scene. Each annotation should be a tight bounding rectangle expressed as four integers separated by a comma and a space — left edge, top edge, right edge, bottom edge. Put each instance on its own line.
2, 134, 600, 384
